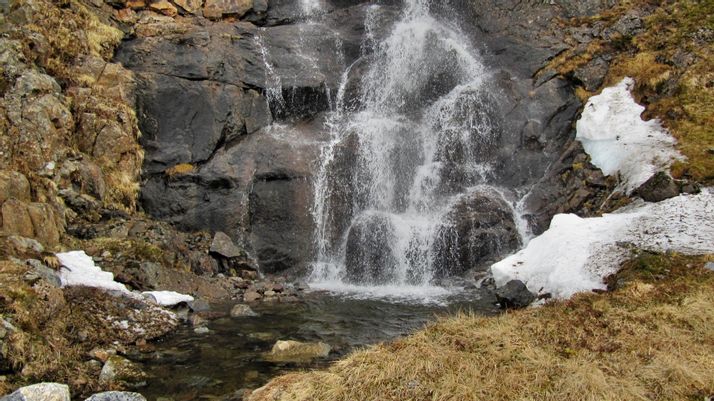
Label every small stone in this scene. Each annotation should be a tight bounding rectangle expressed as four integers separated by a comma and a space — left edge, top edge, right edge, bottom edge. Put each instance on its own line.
89, 348, 115, 363
495, 280, 536, 309
705, 262, 714, 272
279, 296, 299, 303
148, 0, 178, 16
230, 304, 258, 317
243, 291, 261, 302
194, 326, 210, 334
636, 172, 680, 202
203, 0, 252, 19
210, 232, 243, 259
267, 340, 331, 362
188, 315, 206, 326
264, 290, 276, 297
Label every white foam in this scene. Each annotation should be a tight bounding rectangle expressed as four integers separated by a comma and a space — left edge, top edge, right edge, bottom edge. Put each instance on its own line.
576, 77, 683, 193
309, 277, 456, 305
491, 189, 714, 299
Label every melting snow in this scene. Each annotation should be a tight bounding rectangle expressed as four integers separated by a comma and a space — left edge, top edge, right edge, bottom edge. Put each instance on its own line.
576, 77, 682, 193
491, 189, 714, 299
56, 251, 194, 306
56, 251, 131, 294
142, 291, 194, 306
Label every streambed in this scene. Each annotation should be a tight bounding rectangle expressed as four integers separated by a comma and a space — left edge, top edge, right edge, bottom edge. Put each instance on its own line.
139, 289, 499, 400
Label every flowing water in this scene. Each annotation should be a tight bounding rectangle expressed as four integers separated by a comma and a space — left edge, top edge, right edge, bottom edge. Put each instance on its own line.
309, 0, 522, 293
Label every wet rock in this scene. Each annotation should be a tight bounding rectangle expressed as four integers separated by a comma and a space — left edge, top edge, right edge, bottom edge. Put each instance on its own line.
188, 298, 211, 313
636, 172, 680, 202
84, 392, 147, 401
344, 213, 398, 285
432, 190, 520, 278
230, 303, 258, 317
495, 280, 536, 309
267, 340, 331, 362
0, 383, 70, 401
188, 314, 207, 327
99, 355, 148, 386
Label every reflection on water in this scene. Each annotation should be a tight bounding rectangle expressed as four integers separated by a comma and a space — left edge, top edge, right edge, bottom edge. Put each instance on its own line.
140, 290, 498, 400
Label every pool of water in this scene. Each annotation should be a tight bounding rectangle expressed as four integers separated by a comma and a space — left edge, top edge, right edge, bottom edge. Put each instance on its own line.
137, 288, 499, 400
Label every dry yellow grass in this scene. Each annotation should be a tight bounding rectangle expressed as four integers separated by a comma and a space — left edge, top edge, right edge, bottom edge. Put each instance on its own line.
164, 163, 196, 177
249, 254, 714, 401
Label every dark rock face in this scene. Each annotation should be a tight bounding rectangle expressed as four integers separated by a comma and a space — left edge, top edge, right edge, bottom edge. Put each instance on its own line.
432, 190, 520, 278
523, 140, 618, 235
121, 0, 620, 276
495, 279, 536, 309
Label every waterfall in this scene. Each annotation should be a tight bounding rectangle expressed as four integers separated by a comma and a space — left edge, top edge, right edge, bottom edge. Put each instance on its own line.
308, 0, 523, 298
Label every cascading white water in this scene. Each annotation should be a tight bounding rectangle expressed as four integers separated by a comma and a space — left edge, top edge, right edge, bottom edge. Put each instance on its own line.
309, 0, 521, 298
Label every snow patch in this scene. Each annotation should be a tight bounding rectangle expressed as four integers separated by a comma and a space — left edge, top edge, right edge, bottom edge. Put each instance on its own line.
56, 251, 131, 294
576, 77, 682, 193
491, 189, 714, 299
142, 291, 194, 306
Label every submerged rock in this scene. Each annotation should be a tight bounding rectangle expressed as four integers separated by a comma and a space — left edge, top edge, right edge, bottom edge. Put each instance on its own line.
0, 383, 70, 401
99, 356, 148, 386
267, 340, 331, 363
495, 280, 536, 309
230, 304, 258, 317
84, 392, 147, 401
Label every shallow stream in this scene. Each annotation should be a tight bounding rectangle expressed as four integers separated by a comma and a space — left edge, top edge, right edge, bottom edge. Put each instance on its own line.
139, 289, 499, 400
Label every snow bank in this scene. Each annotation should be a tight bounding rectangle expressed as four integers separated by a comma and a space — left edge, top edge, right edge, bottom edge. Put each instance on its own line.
142, 291, 194, 306
57, 251, 195, 307
56, 251, 130, 293
576, 77, 682, 193
491, 189, 714, 299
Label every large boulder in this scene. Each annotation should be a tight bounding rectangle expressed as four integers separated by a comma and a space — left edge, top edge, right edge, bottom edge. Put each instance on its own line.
0, 383, 70, 401
432, 190, 521, 278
